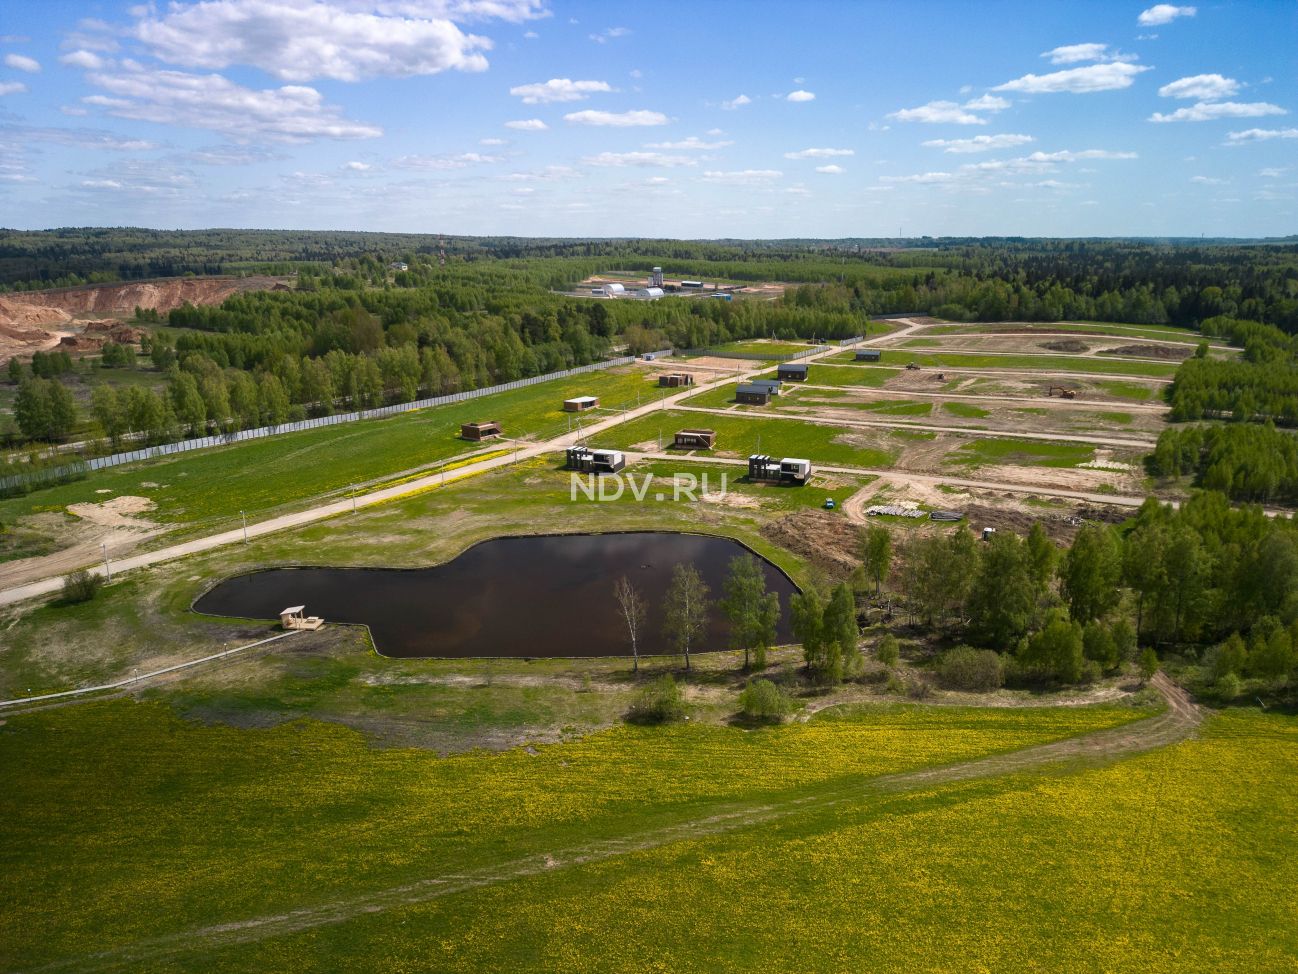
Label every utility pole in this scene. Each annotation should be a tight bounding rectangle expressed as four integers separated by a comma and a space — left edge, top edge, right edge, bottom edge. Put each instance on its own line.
241, 510, 248, 544
101, 541, 111, 583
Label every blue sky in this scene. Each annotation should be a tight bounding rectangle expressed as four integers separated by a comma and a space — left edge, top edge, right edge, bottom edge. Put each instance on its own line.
0, 0, 1294, 237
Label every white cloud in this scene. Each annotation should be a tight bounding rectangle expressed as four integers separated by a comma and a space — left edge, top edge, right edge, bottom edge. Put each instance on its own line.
786, 89, 815, 102
814, 164, 845, 174
563, 109, 668, 127
58, 50, 107, 70
784, 147, 853, 159
1138, 4, 1196, 26
82, 63, 382, 141
1226, 128, 1298, 143
888, 100, 986, 125
589, 26, 630, 43
393, 151, 499, 170
922, 133, 1035, 153
962, 94, 1011, 112
583, 151, 694, 167
701, 169, 782, 184
645, 176, 670, 185
4, 53, 41, 73
1259, 167, 1287, 178
1150, 101, 1286, 123
479, 136, 506, 145
1040, 43, 1135, 65
509, 78, 611, 104
132, 0, 496, 82
1028, 149, 1138, 161
880, 172, 957, 184
504, 118, 547, 130
995, 61, 1150, 94
0, 82, 27, 96
82, 178, 123, 190
343, 160, 371, 171
645, 136, 733, 150
1158, 73, 1241, 100
1189, 175, 1226, 184
0, 123, 157, 151
721, 94, 751, 110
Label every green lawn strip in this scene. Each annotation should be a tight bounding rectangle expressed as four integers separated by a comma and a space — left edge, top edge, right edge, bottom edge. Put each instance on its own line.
707, 340, 819, 358
941, 401, 990, 419
945, 437, 1094, 469
589, 409, 898, 468
1095, 379, 1162, 401
0, 368, 658, 527
238, 710, 1296, 974
920, 321, 1208, 344
753, 365, 900, 388
0, 700, 1152, 968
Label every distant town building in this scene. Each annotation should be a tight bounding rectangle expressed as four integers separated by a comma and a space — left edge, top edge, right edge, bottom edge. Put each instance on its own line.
566, 446, 626, 473
460, 421, 502, 441
658, 372, 696, 388
856, 349, 882, 362
674, 428, 716, 449
777, 362, 809, 381
564, 395, 600, 412
750, 378, 782, 396
748, 454, 811, 484
736, 383, 773, 405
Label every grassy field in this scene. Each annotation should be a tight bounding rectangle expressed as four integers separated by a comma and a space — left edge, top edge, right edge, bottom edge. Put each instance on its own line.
821, 353, 1178, 378
0, 367, 659, 530
0, 698, 1157, 971
705, 340, 818, 358
590, 409, 898, 468
756, 365, 900, 388
946, 437, 1096, 469
919, 321, 1209, 344
942, 401, 991, 419
1095, 379, 1164, 401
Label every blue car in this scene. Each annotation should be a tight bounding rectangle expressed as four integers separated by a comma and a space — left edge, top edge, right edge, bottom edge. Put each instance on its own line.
823, 498, 835, 510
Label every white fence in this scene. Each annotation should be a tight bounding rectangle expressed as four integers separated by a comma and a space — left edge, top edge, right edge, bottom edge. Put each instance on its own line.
1, 350, 673, 493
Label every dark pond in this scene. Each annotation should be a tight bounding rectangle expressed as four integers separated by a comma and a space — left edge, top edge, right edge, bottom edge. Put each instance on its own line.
193, 532, 799, 658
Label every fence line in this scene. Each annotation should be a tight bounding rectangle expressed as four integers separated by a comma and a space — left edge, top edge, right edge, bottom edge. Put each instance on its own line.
1, 350, 673, 494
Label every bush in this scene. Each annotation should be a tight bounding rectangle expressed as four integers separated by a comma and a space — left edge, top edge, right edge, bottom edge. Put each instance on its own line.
61, 569, 103, 605
737, 678, 795, 722
937, 645, 1005, 692
1079, 659, 1103, 685
1215, 671, 1243, 701
627, 675, 688, 724
876, 634, 900, 668
1139, 647, 1160, 680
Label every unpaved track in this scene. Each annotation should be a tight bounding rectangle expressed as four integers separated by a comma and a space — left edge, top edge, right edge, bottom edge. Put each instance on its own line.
814, 360, 1174, 385
20, 675, 1200, 974
793, 383, 1171, 413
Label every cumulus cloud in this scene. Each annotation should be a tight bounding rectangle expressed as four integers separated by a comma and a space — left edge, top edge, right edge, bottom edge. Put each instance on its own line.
922, 133, 1035, 153
393, 151, 499, 170
1138, 4, 1196, 26
0, 123, 157, 151
0, 82, 27, 96
888, 100, 986, 125
701, 169, 782, 184
785, 90, 815, 102
1157, 73, 1241, 100
504, 118, 548, 130
509, 78, 611, 103
784, 147, 853, 159
645, 136, 733, 149
1028, 149, 1138, 161
962, 94, 1011, 112
1040, 43, 1135, 65
81, 63, 382, 141
563, 109, 668, 126
721, 94, 751, 110
1226, 128, 1298, 143
479, 136, 506, 145
880, 172, 957, 184
4, 53, 41, 73
582, 151, 694, 167
1189, 175, 1227, 184
131, 0, 496, 82
995, 61, 1150, 94
59, 50, 107, 70
1150, 101, 1286, 123
343, 160, 371, 171
814, 164, 845, 174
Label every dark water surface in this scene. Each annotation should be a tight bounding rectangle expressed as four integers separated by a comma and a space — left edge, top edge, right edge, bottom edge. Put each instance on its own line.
193, 532, 798, 658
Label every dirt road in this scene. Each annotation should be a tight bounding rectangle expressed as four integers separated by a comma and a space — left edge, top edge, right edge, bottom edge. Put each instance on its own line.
22, 674, 1199, 973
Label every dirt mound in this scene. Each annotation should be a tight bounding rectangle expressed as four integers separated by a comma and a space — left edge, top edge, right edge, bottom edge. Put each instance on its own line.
1105, 343, 1189, 360
1039, 339, 1088, 353
1, 276, 286, 322
0, 296, 73, 328
761, 510, 860, 578
67, 495, 157, 528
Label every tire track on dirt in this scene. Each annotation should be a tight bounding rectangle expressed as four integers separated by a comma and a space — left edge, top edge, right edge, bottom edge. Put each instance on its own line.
17, 674, 1201, 974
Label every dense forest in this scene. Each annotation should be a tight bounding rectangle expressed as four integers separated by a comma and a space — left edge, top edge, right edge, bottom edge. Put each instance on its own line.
863, 491, 1298, 700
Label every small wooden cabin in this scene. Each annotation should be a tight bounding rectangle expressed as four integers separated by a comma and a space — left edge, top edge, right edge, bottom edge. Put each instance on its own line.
460, 420, 502, 441
777, 362, 809, 381
564, 395, 600, 412
856, 349, 881, 362
736, 383, 772, 405
658, 372, 696, 388
674, 428, 716, 449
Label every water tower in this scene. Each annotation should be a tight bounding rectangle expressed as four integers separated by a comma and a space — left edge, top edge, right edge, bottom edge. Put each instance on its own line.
650, 266, 664, 287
